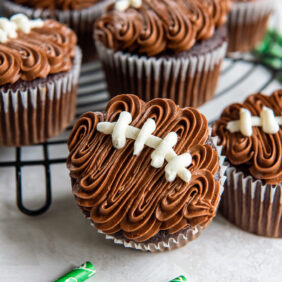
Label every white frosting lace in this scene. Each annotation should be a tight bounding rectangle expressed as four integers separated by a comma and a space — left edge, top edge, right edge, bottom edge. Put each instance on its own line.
97, 111, 192, 183
227, 106, 282, 136
115, 0, 142, 11
0, 14, 43, 43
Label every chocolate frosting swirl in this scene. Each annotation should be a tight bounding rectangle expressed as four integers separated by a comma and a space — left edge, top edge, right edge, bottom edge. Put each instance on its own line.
232, 0, 256, 2
0, 20, 77, 86
213, 91, 282, 185
67, 95, 221, 242
12, 0, 102, 10
95, 0, 231, 57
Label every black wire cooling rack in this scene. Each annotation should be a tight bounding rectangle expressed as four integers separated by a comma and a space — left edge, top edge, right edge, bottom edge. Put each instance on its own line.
0, 57, 280, 216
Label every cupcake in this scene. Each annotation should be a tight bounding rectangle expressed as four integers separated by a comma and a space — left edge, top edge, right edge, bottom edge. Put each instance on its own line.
213, 90, 282, 237
227, 0, 275, 53
3, 0, 112, 62
67, 94, 227, 252
94, 0, 231, 108
0, 14, 81, 147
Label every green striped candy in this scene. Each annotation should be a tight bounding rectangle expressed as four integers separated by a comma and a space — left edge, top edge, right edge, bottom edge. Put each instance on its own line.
55, 261, 96, 282
170, 275, 188, 282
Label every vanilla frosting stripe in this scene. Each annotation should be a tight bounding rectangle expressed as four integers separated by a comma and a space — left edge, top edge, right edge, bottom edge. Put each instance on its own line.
115, 0, 142, 11
97, 111, 192, 183
227, 106, 282, 136
0, 14, 43, 43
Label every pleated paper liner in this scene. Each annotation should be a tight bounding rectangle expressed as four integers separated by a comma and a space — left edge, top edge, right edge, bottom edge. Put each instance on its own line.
3, 0, 112, 62
96, 41, 227, 108
220, 166, 282, 238
87, 134, 228, 252
97, 226, 203, 253
227, 0, 275, 53
0, 47, 82, 147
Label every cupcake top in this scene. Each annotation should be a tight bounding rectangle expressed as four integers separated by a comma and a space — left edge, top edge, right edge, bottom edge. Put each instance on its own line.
213, 90, 282, 185
11, 0, 102, 10
95, 0, 231, 57
0, 14, 77, 86
231, 0, 256, 2
67, 94, 221, 242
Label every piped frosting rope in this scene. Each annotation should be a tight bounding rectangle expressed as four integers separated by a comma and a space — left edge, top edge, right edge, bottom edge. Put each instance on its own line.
97, 111, 192, 183
227, 106, 282, 136
115, 0, 142, 11
0, 14, 43, 43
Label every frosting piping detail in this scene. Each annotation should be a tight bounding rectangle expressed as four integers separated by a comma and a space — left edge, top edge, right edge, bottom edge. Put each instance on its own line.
0, 14, 43, 43
227, 106, 282, 136
68, 94, 220, 242
95, 0, 231, 57
115, 0, 142, 11
97, 111, 192, 183
11, 14, 44, 34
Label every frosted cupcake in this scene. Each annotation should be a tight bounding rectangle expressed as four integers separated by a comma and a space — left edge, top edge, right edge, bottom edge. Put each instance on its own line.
213, 90, 282, 237
67, 94, 227, 252
0, 14, 81, 147
94, 0, 231, 108
227, 0, 275, 53
3, 0, 112, 62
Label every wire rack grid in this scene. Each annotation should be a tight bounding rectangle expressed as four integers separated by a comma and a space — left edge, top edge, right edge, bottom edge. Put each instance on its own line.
0, 54, 281, 216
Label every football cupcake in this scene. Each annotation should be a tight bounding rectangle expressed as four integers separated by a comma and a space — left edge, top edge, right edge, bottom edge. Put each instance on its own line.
3, 0, 112, 62
213, 90, 282, 237
0, 14, 81, 147
67, 94, 227, 252
94, 0, 231, 108
227, 0, 275, 53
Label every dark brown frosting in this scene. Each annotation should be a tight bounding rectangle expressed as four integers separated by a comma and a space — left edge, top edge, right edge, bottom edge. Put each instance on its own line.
232, 0, 256, 2
0, 20, 77, 86
94, 0, 231, 57
67, 94, 221, 242
12, 0, 102, 10
213, 90, 282, 185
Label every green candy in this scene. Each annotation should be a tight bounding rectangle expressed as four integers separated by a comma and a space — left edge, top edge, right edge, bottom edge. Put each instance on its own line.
268, 30, 282, 46
55, 261, 96, 282
268, 42, 282, 59
279, 73, 282, 83
256, 30, 282, 56
170, 275, 188, 282
254, 29, 282, 73
256, 34, 271, 54
262, 57, 282, 70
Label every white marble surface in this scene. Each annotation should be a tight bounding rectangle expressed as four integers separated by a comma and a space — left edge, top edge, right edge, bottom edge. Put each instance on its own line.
1, 162, 282, 282
0, 2, 282, 282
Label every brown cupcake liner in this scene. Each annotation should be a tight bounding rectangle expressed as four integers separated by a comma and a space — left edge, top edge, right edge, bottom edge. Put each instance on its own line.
3, 0, 112, 62
95, 41, 228, 108
87, 134, 228, 252
220, 166, 282, 238
0, 47, 82, 147
227, 0, 275, 53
